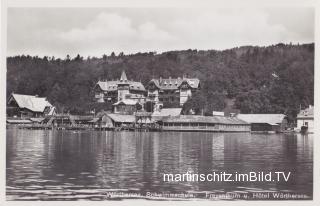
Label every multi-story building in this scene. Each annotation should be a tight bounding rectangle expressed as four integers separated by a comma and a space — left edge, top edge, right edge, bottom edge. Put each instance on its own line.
147, 76, 200, 106
94, 71, 146, 104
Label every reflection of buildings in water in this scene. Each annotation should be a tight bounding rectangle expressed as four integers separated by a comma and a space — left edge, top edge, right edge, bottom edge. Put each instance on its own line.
157, 132, 224, 175
157, 132, 182, 174
295, 134, 313, 194
282, 134, 298, 163
115, 132, 140, 185
296, 133, 313, 165
93, 132, 130, 187
223, 134, 241, 167
152, 133, 159, 174
141, 132, 160, 186
211, 134, 225, 168
7, 129, 48, 181
45, 131, 109, 183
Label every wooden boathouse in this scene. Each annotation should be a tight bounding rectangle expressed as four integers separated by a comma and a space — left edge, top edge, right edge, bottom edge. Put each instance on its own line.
159, 115, 250, 132
237, 114, 287, 133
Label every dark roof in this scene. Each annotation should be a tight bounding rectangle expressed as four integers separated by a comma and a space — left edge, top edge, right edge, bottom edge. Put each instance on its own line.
71, 115, 94, 121
149, 77, 200, 90
161, 115, 249, 125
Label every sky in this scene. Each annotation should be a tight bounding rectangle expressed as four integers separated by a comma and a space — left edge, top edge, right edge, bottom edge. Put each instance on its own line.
7, 7, 314, 58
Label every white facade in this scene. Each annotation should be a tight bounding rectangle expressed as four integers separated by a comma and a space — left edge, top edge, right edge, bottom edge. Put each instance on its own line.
296, 118, 314, 133
117, 86, 130, 101
295, 105, 314, 133
147, 89, 159, 102
179, 88, 192, 106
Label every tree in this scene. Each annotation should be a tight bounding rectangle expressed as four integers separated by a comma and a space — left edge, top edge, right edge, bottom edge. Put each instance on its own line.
6, 43, 314, 119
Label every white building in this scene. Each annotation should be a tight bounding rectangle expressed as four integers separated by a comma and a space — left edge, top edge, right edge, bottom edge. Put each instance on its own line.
295, 105, 314, 133
94, 71, 146, 104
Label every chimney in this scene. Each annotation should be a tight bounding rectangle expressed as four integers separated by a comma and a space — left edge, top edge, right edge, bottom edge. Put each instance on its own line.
159, 76, 162, 83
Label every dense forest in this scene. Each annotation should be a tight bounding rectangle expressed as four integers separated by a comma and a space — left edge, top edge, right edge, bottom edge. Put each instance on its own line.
7, 43, 314, 122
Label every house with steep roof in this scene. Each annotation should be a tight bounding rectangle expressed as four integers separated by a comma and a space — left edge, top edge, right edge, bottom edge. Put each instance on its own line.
147, 76, 200, 107
94, 70, 146, 104
295, 105, 314, 133
113, 99, 142, 115
237, 114, 287, 133
7, 93, 56, 118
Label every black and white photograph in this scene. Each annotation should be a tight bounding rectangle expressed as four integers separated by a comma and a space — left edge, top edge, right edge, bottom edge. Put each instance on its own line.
2, 0, 318, 203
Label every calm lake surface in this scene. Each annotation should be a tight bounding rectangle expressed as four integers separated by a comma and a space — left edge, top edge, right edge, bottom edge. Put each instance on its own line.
6, 129, 313, 201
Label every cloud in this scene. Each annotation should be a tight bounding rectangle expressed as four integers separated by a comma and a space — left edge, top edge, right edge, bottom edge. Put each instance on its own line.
59, 13, 136, 42
7, 8, 314, 58
169, 9, 292, 49
55, 12, 176, 56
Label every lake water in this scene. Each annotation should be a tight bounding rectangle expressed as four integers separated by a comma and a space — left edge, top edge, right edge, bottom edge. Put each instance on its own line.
6, 129, 313, 201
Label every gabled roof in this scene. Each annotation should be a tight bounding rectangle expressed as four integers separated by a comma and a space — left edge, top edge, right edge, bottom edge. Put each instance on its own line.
149, 77, 200, 90
8, 93, 53, 113
96, 80, 145, 91
96, 81, 119, 91
96, 70, 145, 92
237, 114, 286, 125
161, 115, 249, 125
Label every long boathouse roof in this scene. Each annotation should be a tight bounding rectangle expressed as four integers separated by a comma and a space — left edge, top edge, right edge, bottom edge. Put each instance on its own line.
161, 115, 249, 125
237, 114, 286, 125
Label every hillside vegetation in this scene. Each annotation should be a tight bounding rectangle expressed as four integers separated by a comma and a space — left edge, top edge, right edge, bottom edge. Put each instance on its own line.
7, 43, 314, 121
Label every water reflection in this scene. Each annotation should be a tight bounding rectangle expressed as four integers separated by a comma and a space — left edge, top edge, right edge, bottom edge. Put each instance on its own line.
6, 130, 313, 200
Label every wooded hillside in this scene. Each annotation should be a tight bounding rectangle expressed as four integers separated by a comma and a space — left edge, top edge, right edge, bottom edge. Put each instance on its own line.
7, 43, 314, 121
